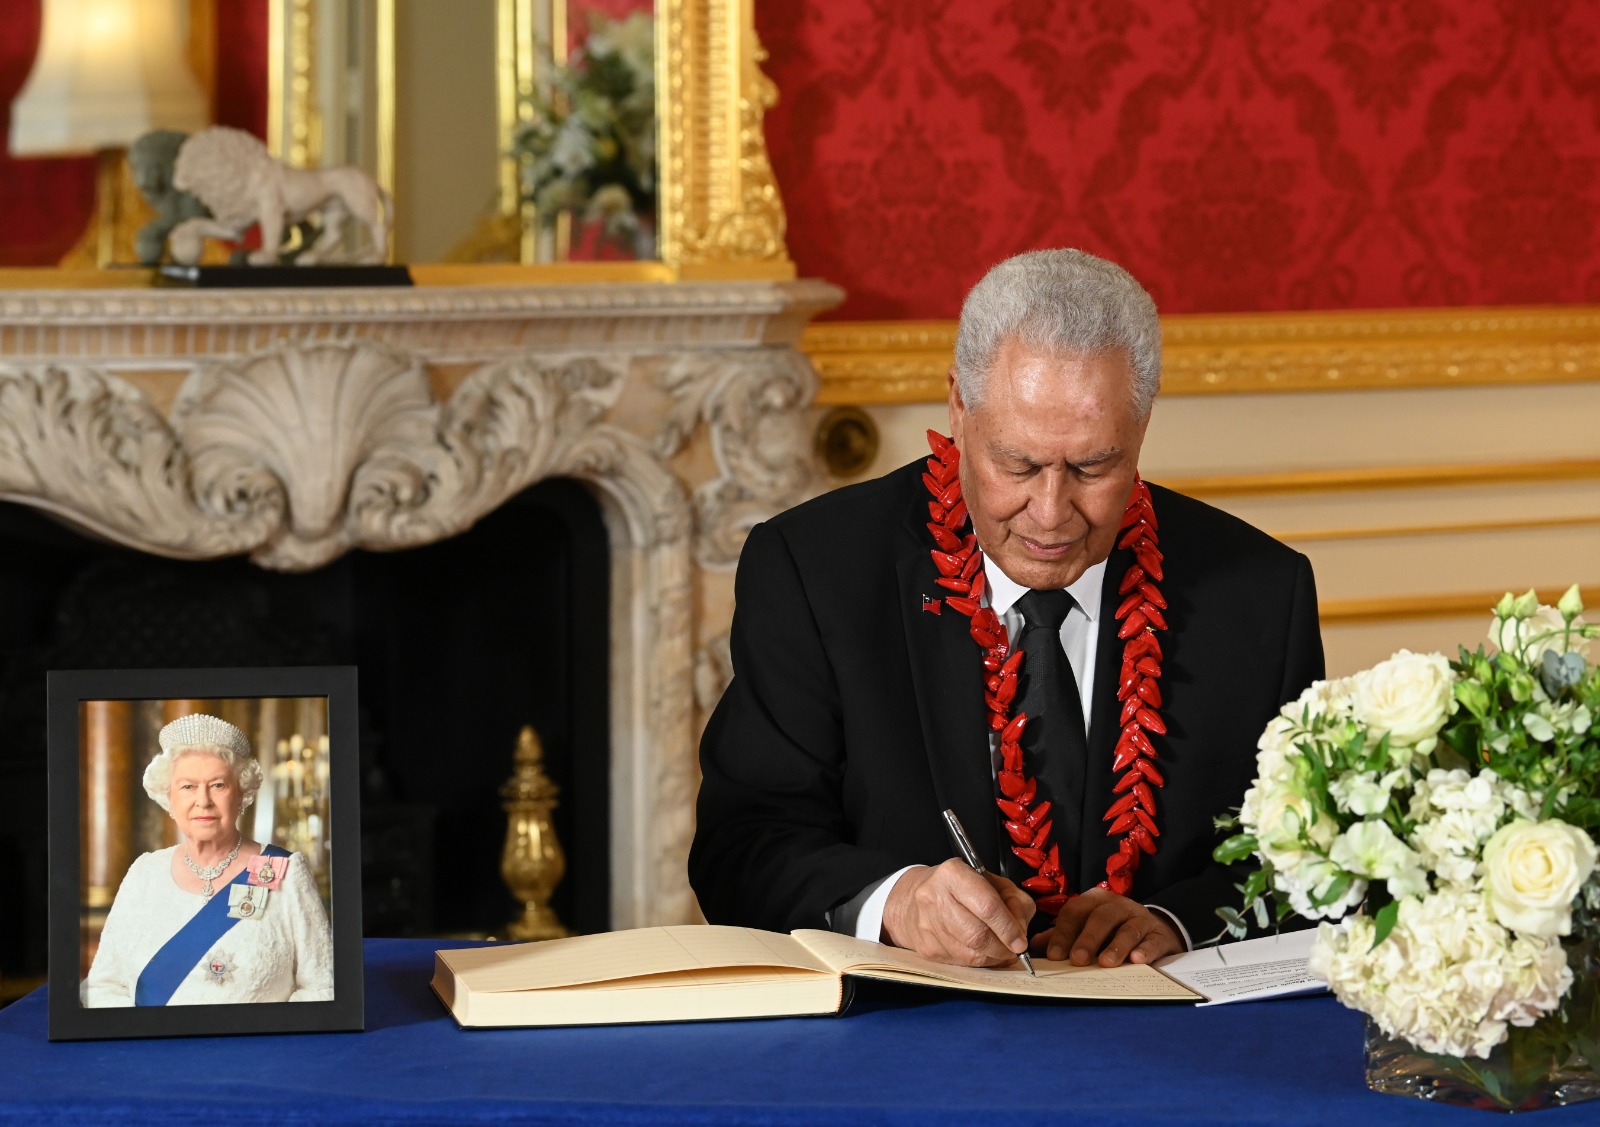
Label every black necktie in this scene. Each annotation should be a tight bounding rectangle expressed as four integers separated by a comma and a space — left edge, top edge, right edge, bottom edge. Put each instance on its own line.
1008, 589, 1089, 880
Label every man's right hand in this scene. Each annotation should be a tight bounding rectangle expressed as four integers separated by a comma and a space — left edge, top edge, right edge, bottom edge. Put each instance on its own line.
880, 859, 1035, 966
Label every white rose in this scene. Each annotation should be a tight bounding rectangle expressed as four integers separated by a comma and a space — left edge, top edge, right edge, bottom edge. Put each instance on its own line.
1481, 820, 1598, 938
1254, 717, 1299, 785
1351, 650, 1455, 751
1248, 783, 1336, 855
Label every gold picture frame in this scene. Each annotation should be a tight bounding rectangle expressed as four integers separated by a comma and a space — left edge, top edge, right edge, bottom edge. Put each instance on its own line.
266, 0, 793, 283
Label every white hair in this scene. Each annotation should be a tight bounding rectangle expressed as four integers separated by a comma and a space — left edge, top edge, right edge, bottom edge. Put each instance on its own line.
953, 248, 1162, 417
142, 713, 263, 815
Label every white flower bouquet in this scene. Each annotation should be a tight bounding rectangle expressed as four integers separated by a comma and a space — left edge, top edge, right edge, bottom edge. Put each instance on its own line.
1218, 585, 1600, 1096
510, 11, 656, 248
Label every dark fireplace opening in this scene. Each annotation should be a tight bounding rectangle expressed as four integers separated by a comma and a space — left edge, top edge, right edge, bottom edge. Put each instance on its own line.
0, 479, 610, 985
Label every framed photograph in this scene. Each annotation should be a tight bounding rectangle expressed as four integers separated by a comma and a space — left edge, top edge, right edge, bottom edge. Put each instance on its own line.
46, 666, 364, 1040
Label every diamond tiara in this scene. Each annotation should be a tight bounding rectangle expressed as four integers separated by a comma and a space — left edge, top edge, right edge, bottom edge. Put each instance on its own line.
158, 713, 252, 759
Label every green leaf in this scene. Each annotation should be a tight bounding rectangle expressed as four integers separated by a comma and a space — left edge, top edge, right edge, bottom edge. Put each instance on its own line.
1215, 906, 1247, 939
1481, 1067, 1504, 1102
1370, 900, 1400, 948
1213, 833, 1258, 864
1455, 680, 1491, 718
1242, 867, 1269, 904
1311, 872, 1352, 908
1363, 731, 1393, 774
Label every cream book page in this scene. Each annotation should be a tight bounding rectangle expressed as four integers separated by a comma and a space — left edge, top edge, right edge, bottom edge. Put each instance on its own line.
444, 926, 835, 993
791, 930, 1200, 1001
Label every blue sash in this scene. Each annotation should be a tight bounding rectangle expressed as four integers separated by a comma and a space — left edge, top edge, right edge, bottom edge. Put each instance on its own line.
134, 844, 290, 1006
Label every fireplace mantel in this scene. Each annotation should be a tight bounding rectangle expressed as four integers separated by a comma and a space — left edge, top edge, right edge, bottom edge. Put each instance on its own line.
0, 278, 843, 930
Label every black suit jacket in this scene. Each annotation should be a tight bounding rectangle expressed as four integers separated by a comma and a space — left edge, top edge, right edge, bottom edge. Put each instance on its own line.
690, 459, 1325, 941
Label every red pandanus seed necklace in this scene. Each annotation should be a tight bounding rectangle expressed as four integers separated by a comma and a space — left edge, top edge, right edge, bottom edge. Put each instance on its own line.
923, 430, 1168, 916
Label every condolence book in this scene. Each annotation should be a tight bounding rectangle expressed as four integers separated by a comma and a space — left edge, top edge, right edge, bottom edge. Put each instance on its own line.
432, 925, 1200, 1028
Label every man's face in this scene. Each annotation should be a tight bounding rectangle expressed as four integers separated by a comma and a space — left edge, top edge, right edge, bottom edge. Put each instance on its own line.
949, 339, 1149, 592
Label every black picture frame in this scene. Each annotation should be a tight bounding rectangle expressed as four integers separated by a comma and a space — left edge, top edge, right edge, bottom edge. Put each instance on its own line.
46, 666, 364, 1040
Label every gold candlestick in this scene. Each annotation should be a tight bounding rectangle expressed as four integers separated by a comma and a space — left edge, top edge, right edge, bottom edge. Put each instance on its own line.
500, 725, 570, 941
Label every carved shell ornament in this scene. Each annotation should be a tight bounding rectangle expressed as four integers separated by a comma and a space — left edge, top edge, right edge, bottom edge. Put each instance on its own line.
172, 342, 439, 569
0, 341, 727, 573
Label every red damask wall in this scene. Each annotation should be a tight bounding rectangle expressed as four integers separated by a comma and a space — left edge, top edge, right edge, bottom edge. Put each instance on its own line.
0, 0, 267, 267
758, 0, 1600, 320
0, 1, 92, 265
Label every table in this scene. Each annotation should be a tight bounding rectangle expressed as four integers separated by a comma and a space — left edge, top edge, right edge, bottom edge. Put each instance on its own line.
2, 938, 1597, 1125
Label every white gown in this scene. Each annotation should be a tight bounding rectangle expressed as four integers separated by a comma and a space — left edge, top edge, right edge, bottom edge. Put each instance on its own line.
81, 846, 335, 1006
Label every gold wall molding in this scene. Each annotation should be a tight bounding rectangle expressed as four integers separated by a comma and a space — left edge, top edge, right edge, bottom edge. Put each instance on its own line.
1322, 586, 1598, 626
1277, 514, 1600, 545
1160, 458, 1600, 499
807, 307, 1600, 405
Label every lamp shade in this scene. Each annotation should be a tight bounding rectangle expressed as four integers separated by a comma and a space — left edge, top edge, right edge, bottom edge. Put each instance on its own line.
9, 0, 209, 156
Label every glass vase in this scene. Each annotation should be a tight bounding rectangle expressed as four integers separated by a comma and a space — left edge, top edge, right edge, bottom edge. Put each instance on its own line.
1365, 937, 1600, 1111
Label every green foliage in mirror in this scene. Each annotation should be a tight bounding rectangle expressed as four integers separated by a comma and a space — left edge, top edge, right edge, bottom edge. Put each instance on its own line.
511, 12, 656, 254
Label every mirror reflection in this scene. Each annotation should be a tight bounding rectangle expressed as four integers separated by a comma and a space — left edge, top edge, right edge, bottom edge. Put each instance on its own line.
285, 0, 656, 266
0, 0, 657, 269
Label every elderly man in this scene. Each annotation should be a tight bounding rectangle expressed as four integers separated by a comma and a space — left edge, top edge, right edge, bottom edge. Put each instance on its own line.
690, 249, 1323, 969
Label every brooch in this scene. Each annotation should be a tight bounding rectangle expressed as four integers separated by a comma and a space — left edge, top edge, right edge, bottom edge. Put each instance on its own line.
228, 884, 268, 920
244, 853, 288, 891
204, 950, 236, 986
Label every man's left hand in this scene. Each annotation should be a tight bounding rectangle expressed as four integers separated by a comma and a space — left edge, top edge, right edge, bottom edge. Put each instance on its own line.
1033, 887, 1182, 967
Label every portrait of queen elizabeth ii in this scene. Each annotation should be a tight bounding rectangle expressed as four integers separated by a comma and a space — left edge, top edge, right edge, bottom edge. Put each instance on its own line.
80, 712, 335, 1007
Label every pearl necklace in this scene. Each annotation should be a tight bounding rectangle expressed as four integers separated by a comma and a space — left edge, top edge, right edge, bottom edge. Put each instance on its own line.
923, 430, 1168, 914
182, 835, 242, 898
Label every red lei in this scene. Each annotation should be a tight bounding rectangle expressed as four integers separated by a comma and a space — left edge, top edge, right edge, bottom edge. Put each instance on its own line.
923, 430, 1168, 916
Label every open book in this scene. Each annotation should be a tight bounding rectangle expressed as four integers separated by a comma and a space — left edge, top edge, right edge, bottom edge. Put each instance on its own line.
432, 925, 1200, 1028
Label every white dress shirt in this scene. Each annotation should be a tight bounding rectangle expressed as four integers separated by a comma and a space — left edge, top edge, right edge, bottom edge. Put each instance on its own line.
842, 554, 1191, 951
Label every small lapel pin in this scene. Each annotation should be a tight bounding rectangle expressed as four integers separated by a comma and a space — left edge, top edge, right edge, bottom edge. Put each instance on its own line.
921, 595, 943, 615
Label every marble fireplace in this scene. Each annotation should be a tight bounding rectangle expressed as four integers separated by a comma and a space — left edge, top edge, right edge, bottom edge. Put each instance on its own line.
0, 278, 842, 935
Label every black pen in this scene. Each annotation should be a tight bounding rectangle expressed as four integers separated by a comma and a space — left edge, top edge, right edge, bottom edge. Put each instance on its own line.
941, 808, 1037, 976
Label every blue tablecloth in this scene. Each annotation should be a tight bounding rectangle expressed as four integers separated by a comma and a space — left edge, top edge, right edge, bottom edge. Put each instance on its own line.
3, 937, 1599, 1125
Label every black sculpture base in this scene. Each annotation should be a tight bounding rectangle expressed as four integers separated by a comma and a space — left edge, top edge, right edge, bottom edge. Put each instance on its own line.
158, 264, 414, 288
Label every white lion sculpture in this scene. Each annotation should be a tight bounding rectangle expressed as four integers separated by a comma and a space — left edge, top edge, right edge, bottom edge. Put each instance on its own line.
168, 126, 392, 267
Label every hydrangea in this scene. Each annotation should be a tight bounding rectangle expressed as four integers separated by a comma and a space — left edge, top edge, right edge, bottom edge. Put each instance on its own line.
1309, 887, 1571, 1059
1218, 587, 1600, 1059
1407, 768, 1534, 888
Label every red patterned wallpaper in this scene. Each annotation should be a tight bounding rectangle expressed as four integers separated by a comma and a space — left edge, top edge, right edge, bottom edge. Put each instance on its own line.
0, 0, 267, 267
757, 0, 1600, 320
